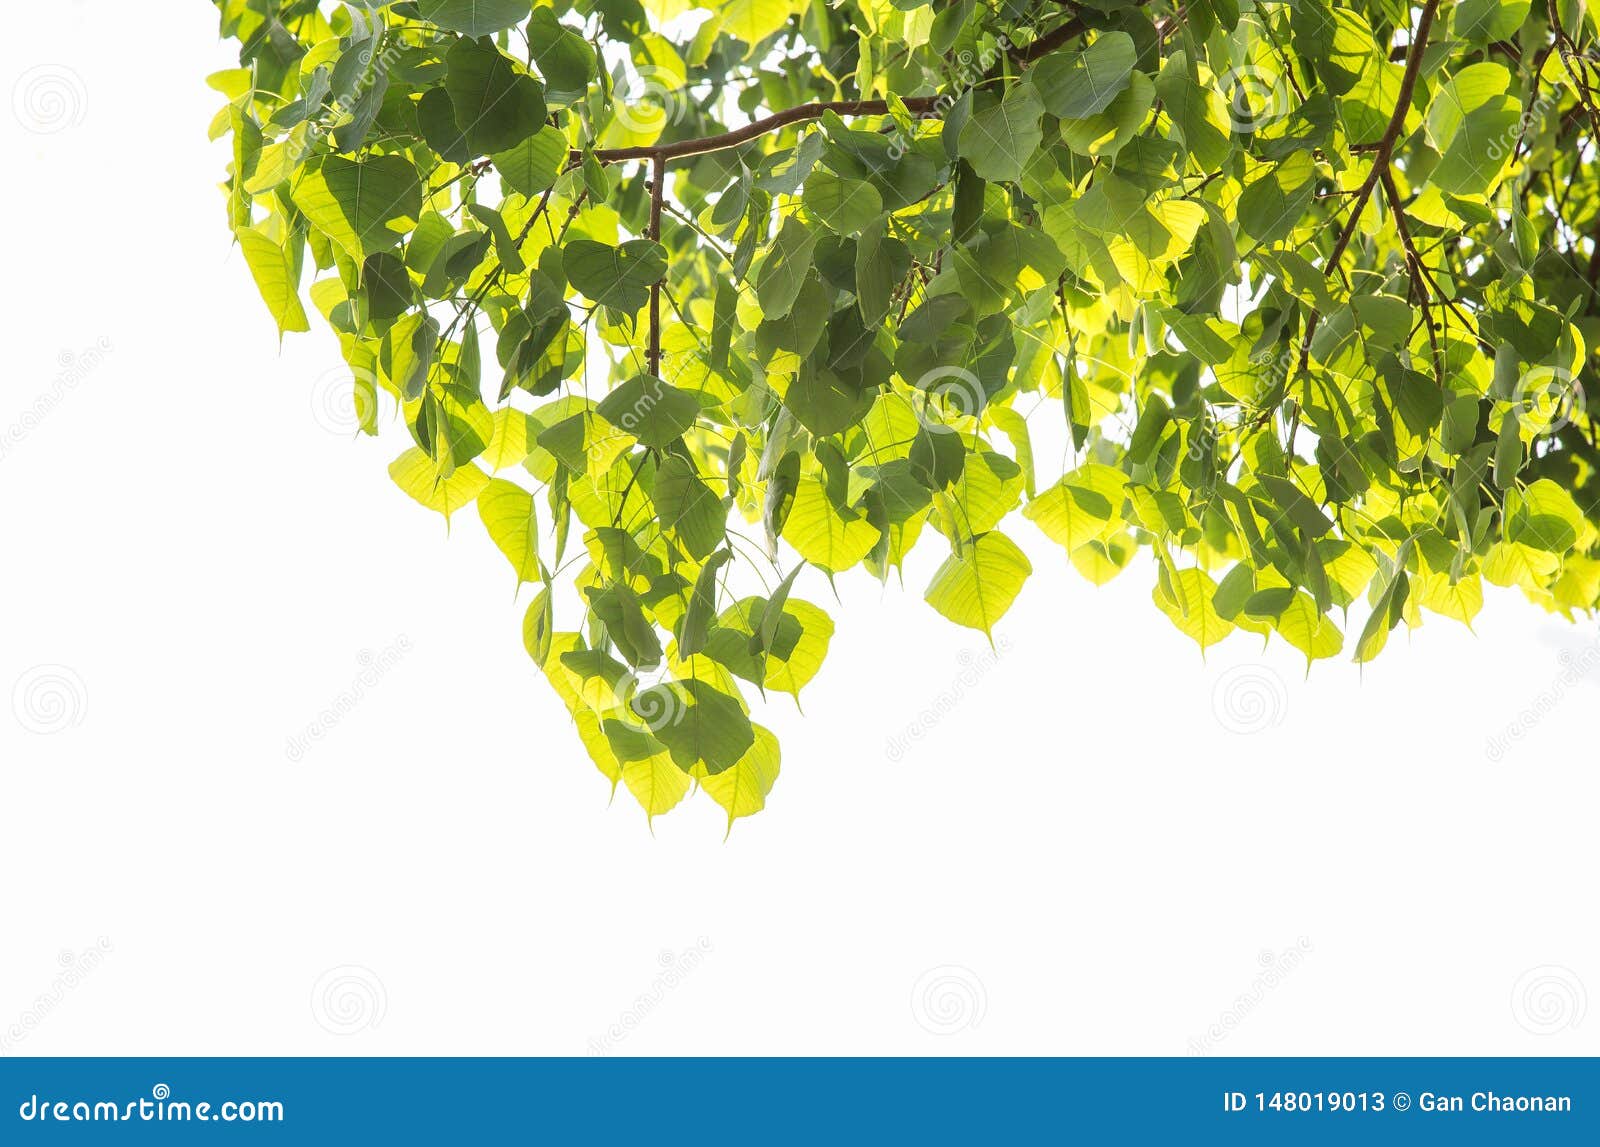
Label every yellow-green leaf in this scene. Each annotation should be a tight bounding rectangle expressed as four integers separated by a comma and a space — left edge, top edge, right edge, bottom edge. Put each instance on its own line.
477, 477, 543, 586
925, 530, 1032, 637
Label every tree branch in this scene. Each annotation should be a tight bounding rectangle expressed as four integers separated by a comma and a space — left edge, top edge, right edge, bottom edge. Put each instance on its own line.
1285, 0, 1440, 410
570, 98, 940, 166
647, 153, 665, 378
1548, 0, 1600, 145
555, 3, 1169, 171
1322, 0, 1439, 277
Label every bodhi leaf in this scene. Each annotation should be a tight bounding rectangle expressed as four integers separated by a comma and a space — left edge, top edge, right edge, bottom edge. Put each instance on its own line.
755, 217, 818, 320
477, 478, 543, 586
1032, 32, 1138, 119
234, 223, 308, 335
958, 84, 1044, 183
1154, 568, 1234, 654
443, 37, 548, 156
802, 170, 882, 235
527, 7, 598, 95
492, 126, 568, 196
597, 375, 700, 447
719, 0, 792, 45
924, 531, 1032, 638
290, 155, 420, 262
621, 748, 692, 819
565, 239, 668, 312
782, 476, 879, 573
388, 449, 489, 524
698, 723, 781, 832
651, 679, 755, 774
416, 0, 532, 36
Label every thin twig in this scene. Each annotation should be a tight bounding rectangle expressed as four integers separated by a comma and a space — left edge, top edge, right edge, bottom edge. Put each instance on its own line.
1380, 169, 1444, 390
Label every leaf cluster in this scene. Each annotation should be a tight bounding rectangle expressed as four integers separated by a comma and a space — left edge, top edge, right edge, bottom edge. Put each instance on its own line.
212, 0, 1600, 825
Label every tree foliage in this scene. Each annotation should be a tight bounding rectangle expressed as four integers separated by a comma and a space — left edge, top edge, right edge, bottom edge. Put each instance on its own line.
211, 0, 1600, 826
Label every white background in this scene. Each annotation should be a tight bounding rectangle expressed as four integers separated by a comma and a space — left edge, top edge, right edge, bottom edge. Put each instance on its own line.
1, 3, 1595, 1057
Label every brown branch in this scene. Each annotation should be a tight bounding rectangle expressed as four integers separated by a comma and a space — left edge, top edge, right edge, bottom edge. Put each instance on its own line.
568, 98, 939, 166
1263, 0, 1439, 431
541, 4, 1168, 172
1011, 5, 1136, 64
647, 153, 665, 378
1007, 1, 1188, 67
1323, 0, 1439, 276
1549, 1, 1600, 144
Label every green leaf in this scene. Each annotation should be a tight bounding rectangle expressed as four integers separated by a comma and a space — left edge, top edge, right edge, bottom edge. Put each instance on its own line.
388, 449, 490, 523
586, 581, 663, 669
1354, 538, 1415, 663
679, 549, 733, 656
755, 217, 818, 320
1455, 0, 1532, 41
492, 126, 568, 196
652, 679, 755, 774
620, 749, 692, 818
596, 375, 700, 447
290, 155, 420, 262
699, 723, 781, 831
564, 238, 668, 312
924, 530, 1032, 637
522, 586, 554, 665
467, 203, 525, 274
526, 8, 597, 94
855, 218, 910, 324
1032, 31, 1137, 119
718, 0, 791, 44
1024, 465, 1126, 552
782, 475, 880, 572
417, 0, 533, 37
654, 454, 728, 558
802, 169, 883, 235
1153, 567, 1235, 653
477, 477, 542, 586
444, 37, 548, 156
1424, 63, 1518, 197
234, 223, 308, 335
958, 84, 1044, 183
